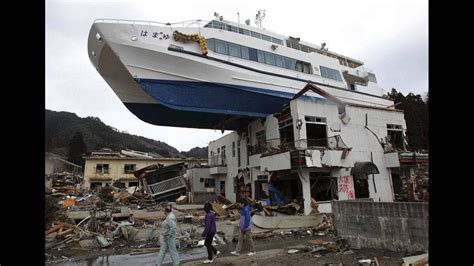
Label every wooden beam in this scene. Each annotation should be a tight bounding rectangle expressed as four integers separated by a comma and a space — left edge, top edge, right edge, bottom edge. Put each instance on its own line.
45, 223, 64, 235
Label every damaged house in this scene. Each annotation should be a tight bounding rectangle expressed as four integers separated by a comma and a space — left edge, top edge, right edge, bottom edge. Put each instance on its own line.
82, 149, 206, 189
196, 83, 427, 214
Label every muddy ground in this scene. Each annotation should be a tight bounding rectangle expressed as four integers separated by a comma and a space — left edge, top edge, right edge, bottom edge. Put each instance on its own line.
47, 232, 413, 265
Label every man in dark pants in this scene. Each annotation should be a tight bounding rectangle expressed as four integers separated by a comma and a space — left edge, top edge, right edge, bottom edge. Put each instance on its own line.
202, 202, 220, 263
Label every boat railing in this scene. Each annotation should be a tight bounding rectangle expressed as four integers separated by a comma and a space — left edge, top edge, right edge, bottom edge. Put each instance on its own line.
93, 18, 211, 28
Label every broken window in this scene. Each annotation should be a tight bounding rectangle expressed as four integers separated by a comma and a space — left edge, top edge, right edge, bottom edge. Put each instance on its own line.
204, 178, 215, 188
387, 124, 404, 150
279, 118, 294, 147
310, 173, 338, 201
90, 182, 102, 189
113, 181, 126, 188
305, 116, 327, 147
354, 178, 370, 198
124, 164, 136, 174
128, 181, 139, 187
96, 164, 109, 174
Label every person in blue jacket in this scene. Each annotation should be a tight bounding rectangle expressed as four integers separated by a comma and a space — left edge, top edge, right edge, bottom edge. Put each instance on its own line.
202, 202, 220, 263
231, 200, 256, 256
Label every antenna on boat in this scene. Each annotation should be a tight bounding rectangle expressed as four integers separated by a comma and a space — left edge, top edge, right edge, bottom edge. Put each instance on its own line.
237, 12, 240, 26
255, 9, 266, 29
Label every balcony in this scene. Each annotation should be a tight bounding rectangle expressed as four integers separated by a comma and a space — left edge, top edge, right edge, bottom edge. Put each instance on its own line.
209, 154, 227, 167
260, 136, 352, 169
209, 154, 227, 175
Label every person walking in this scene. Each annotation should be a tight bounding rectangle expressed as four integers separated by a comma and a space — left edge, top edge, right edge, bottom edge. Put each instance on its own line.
156, 205, 180, 266
202, 202, 220, 263
230, 201, 256, 256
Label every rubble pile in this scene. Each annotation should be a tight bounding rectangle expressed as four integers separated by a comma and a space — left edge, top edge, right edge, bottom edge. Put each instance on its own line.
45, 170, 345, 264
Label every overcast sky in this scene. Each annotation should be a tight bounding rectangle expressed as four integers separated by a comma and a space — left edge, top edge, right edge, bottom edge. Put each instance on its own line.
46, 0, 428, 152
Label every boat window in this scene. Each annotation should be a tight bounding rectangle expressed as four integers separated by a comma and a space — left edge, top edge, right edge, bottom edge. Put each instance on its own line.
239, 28, 250, 35
284, 57, 296, 70
241, 46, 250, 59
320, 66, 342, 81
296, 61, 304, 72
303, 62, 311, 74
251, 31, 262, 39
249, 48, 258, 61
257, 50, 265, 63
275, 55, 284, 68
205, 38, 312, 73
264, 52, 275, 66
212, 21, 225, 30
271, 37, 283, 45
229, 43, 241, 58
215, 40, 228, 55
262, 34, 272, 42
207, 39, 215, 51
206, 20, 283, 45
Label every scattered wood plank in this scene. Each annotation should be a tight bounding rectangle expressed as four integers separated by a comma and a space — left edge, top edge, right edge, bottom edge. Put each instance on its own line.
57, 229, 74, 237
211, 203, 228, 217
45, 223, 64, 235
263, 208, 272, 216
217, 194, 233, 205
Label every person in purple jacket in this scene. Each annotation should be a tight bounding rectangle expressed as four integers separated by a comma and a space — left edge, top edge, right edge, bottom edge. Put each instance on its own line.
231, 200, 256, 256
202, 202, 220, 263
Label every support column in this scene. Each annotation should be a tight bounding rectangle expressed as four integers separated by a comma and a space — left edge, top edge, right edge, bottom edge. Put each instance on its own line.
299, 171, 312, 215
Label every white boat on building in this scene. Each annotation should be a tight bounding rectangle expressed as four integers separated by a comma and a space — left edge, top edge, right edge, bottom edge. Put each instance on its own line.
88, 14, 393, 130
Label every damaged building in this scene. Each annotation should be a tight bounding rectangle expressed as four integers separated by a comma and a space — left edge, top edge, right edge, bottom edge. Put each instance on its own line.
82, 148, 206, 189
192, 83, 428, 214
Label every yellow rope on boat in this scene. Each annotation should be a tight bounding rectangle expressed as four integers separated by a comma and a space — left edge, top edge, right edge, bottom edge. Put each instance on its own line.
172, 30, 208, 56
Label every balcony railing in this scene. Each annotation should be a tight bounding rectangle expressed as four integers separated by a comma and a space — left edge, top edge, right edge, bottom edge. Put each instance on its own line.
209, 154, 227, 167
253, 135, 350, 155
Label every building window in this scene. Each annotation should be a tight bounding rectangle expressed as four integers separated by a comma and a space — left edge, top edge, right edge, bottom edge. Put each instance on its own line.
255, 130, 266, 153
232, 141, 236, 157
221, 145, 226, 165
279, 119, 294, 146
204, 178, 215, 188
320, 66, 343, 81
90, 182, 102, 189
96, 164, 109, 174
128, 182, 139, 187
387, 124, 404, 150
200, 178, 204, 182
237, 140, 241, 167
305, 116, 327, 147
124, 164, 136, 174
310, 173, 338, 201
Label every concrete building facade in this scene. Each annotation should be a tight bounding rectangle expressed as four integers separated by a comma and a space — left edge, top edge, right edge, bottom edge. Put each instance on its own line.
205, 93, 413, 215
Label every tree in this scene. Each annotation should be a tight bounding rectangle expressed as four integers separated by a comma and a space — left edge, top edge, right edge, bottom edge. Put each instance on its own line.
386, 89, 428, 151
68, 131, 87, 167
